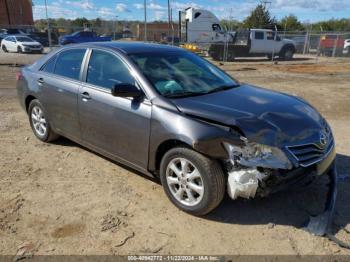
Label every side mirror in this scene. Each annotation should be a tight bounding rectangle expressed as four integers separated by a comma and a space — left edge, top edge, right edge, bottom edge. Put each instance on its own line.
111, 83, 143, 98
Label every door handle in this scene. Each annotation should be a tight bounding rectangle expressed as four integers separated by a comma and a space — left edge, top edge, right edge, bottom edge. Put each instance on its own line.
37, 78, 44, 86
81, 92, 91, 101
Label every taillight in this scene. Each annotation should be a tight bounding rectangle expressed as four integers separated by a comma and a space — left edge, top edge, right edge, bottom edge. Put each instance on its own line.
16, 71, 22, 81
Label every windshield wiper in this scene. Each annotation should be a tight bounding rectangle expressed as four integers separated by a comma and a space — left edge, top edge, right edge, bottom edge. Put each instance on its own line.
164, 91, 206, 98
204, 84, 240, 94
163, 84, 239, 98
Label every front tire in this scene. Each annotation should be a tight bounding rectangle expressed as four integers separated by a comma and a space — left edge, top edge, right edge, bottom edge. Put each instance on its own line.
2, 45, 8, 52
160, 147, 225, 216
28, 99, 59, 142
346, 47, 350, 57
17, 46, 23, 53
280, 46, 294, 61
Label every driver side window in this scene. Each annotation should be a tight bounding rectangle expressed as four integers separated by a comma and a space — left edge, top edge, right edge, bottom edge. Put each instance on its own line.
86, 50, 136, 90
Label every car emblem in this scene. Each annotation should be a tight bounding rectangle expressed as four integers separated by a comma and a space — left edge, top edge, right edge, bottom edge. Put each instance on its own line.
319, 131, 328, 148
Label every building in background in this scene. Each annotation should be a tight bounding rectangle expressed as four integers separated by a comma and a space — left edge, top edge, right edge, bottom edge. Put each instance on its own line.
0, 0, 34, 27
137, 22, 179, 42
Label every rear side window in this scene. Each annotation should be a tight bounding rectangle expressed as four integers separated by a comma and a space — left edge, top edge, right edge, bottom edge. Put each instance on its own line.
54, 49, 86, 80
41, 55, 57, 73
86, 50, 135, 89
267, 31, 275, 40
255, 32, 264, 40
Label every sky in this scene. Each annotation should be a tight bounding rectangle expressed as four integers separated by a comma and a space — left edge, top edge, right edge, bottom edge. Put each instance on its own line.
32, 0, 350, 23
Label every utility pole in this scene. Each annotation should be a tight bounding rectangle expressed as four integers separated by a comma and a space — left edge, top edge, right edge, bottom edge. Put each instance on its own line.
168, 0, 171, 40
44, 0, 52, 48
261, 0, 271, 9
113, 16, 118, 41
170, 7, 174, 45
261, 0, 272, 6
144, 0, 147, 41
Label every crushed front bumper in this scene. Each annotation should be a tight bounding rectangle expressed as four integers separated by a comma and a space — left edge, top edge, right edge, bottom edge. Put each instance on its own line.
304, 163, 337, 236
226, 145, 337, 236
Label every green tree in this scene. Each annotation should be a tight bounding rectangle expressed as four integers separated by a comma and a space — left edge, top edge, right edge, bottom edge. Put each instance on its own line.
279, 15, 305, 31
312, 18, 350, 32
71, 17, 89, 28
220, 19, 243, 31
243, 4, 275, 29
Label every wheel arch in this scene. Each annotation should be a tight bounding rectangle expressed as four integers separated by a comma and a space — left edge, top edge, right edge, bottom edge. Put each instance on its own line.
280, 43, 296, 54
153, 139, 192, 175
25, 95, 37, 112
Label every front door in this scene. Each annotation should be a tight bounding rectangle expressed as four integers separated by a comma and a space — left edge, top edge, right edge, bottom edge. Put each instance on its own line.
7, 36, 17, 51
78, 49, 151, 170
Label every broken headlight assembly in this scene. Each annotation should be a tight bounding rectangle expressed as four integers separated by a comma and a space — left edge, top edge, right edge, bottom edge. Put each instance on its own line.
223, 141, 292, 170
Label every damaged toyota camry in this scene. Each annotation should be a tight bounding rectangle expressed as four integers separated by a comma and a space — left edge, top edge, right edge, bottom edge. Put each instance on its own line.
17, 42, 337, 222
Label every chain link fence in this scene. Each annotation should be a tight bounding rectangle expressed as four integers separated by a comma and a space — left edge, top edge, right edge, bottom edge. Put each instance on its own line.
1, 24, 350, 61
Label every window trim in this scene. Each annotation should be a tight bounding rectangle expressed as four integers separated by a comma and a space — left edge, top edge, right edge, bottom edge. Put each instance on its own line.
266, 32, 276, 41
82, 48, 149, 100
40, 47, 88, 82
39, 54, 58, 74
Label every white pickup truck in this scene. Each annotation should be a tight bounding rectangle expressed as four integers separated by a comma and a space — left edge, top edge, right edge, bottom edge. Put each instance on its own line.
209, 29, 297, 61
179, 8, 296, 61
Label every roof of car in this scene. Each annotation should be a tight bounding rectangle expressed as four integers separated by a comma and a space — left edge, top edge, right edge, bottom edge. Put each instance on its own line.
74, 41, 184, 54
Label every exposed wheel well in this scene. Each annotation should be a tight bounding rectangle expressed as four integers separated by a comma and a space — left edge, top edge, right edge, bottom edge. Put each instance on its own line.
155, 139, 191, 173
25, 95, 36, 112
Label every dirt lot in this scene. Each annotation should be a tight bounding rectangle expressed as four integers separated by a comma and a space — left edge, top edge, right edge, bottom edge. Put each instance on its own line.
1, 51, 350, 256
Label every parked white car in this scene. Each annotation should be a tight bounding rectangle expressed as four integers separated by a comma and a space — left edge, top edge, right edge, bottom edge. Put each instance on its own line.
1, 35, 43, 53
343, 39, 350, 55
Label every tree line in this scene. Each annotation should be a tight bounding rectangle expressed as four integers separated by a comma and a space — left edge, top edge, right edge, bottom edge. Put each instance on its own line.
221, 4, 350, 32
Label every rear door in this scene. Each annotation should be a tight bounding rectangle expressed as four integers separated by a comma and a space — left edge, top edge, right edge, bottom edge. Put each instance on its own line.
79, 32, 94, 42
78, 49, 151, 170
265, 31, 283, 53
249, 31, 265, 53
39, 48, 87, 140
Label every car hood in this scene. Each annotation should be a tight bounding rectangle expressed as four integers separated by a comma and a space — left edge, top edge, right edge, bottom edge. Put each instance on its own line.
171, 84, 325, 147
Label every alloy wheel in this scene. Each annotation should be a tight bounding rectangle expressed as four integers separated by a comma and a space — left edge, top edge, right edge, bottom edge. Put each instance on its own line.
31, 106, 47, 137
165, 158, 204, 206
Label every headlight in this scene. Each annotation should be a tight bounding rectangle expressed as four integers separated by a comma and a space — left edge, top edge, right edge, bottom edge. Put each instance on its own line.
224, 142, 292, 170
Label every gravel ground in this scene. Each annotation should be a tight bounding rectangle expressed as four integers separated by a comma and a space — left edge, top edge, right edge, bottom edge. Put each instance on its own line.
0, 50, 350, 255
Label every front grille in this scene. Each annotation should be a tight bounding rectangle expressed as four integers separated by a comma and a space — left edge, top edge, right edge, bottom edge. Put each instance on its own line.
286, 135, 334, 167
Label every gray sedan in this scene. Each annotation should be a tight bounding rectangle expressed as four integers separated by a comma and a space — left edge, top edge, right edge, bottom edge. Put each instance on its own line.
16, 42, 336, 220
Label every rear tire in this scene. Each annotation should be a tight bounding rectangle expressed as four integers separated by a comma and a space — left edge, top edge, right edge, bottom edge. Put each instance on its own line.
28, 99, 60, 142
160, 147, 225, 216
226, 50, 235, 62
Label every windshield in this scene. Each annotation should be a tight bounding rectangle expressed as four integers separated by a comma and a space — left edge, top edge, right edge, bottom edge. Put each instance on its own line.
129, 51, 239, 98
16, 36, 34, 42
